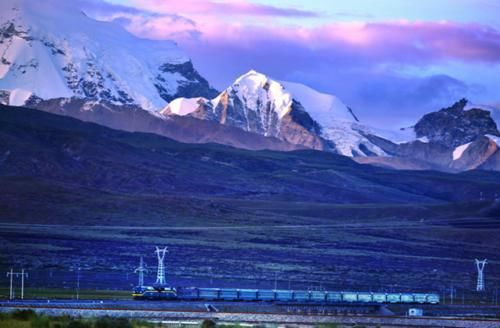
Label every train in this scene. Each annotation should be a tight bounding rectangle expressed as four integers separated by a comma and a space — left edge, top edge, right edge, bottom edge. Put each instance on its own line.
132, 286, 440, 304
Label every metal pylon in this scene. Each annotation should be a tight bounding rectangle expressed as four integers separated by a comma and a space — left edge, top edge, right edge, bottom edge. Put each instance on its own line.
134, 256, 147, 286
155, 246, 168, 285
475, 259, 487, 292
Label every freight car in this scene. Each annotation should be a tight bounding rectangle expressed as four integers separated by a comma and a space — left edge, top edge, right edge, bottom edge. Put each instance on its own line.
132, 286, 440, 304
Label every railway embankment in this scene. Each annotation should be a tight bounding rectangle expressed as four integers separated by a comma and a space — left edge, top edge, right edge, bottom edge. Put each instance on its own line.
1, 302, 500, 328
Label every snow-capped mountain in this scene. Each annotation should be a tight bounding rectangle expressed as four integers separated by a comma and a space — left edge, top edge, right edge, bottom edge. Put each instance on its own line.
362, 99, 500, 171
278, 80, 385, 156
0, 0, 217, 110
162, 70, 385, 156
413, 98, 499, 148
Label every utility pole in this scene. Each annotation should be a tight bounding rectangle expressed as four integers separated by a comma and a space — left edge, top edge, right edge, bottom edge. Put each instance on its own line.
6, 268, 27, 300
208, 267, 213, 286
20, 269, 28, 300
76, 265, 81, 300
7, 269, 14, 300
450, 284, 455, 305
274, 271, 278, 290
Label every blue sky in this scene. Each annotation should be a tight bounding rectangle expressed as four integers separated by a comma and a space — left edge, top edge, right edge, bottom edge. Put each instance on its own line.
254, 0, 500, 26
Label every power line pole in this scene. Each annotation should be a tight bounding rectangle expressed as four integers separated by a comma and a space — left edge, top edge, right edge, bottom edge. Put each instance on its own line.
274, 271, 278, 290
6, 269, 28, 300
208, 266, 213, 286
20, 269, 28, 300
76, 265, 81, 300
6, 269, 14, 300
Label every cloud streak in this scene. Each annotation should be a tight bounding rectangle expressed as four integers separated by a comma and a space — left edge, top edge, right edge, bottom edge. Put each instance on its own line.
126, 0, 319, 17
183, 21, 500, 64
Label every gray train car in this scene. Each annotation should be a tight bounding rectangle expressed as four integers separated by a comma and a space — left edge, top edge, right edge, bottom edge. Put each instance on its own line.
219, 288, 238, 300
239, 289, 258, 301
327, 292, 342, 303
293, 291, 310, 302
311, 291, 327, 302
401, 294, 414, 303
275, 290, 293, 301
198, 288, 219, 300
387, 293, 401, 303
357, 292, 372, 302
372, 293, 386, 303
258, 289, 275, 301
342, 292, 358, 302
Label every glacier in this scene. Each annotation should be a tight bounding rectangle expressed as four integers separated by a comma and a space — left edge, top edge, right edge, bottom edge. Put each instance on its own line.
0, 0, 216, 110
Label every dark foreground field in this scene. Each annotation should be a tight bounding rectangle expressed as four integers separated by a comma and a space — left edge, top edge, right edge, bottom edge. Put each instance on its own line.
0, 106, 499, 301
0, 309, 155, 328
1, 303, 499, 327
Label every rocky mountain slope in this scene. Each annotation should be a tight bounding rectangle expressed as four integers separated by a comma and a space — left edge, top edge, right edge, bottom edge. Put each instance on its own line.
1, 104, 499, 204
362, 99, 500, 171
27, 97, 301, 152
414, 98, 499, 148
0, 0, 217, 109
162, 70, 386, 157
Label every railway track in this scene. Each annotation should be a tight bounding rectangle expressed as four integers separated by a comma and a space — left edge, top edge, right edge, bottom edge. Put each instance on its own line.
1, 301, 499, 328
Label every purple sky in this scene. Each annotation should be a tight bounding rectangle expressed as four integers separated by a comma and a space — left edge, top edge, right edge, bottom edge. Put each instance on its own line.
82, 0, 500, 128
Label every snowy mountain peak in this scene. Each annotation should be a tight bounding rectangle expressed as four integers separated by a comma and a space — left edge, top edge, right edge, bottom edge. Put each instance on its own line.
162, 97, 208, 116
0, 0, 217, 109
235, 70, 265, 83
228, 70, 293, 119
163, 71, 386, 157
280, 81, 358, 127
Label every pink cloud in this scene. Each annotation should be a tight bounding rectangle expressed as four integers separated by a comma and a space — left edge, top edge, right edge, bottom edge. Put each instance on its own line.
128, 0, 318, 17
108, 5, 500, 65
183, 21, 500, 64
